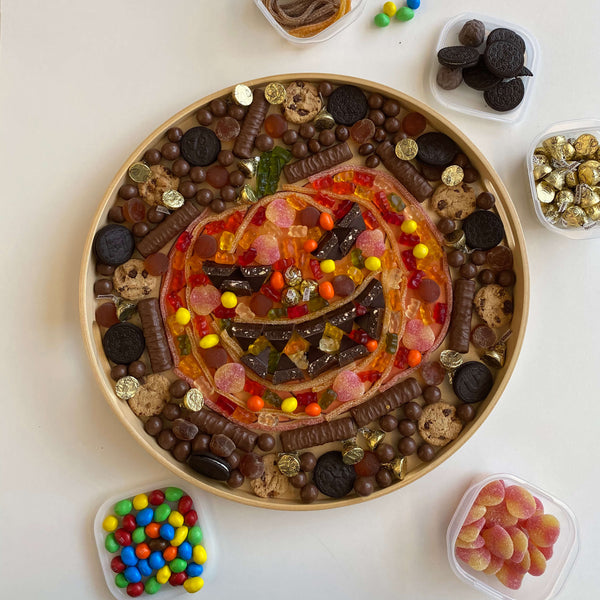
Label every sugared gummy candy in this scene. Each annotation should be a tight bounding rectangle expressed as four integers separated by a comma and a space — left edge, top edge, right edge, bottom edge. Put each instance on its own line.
525, 514, 560, 547
190, 285, 221, 316
253, 235, 281, 265
527, 541, 547, 576
496, 561, 525, 590
484, 502, 518, 528
505, 485, 537, 520
475, 479, 505, 506
458, 516, 485, 543
481, 524, 514, 560
356, 229, 386, 258
455, 546, 491, 571
214, 363, 245, 394
482, 554, 504, 575
455, 534, 485, 549
265, 198, 296, 228
402, 319, 435, 352
463, 503, 486, 525
506, 526, 528, 563
332, 370, 364, 403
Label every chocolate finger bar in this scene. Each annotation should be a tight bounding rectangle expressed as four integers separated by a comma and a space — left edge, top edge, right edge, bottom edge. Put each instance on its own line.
351, 378, 422, 427
376, 141, 433, 202
189, 409, 258, 452
280, 417, 357, 452
233, 89, 269, 159
284, 142, 353, 184
137, 298, 173, 373
137, 200, 202, 257
448, 278, 476, 353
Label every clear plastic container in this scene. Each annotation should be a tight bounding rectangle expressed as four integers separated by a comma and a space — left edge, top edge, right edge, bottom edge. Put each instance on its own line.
254, 0, 367, 45
429, 13, 540, 123
527, 119, 600, 239
446, 473, 579, 600
94, 480, 218, 599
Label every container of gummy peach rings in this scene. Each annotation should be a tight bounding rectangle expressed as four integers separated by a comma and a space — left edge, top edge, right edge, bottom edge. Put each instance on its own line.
446, 474, 578, 600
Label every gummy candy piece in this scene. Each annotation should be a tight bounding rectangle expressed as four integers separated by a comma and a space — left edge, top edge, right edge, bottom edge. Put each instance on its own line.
402, 319, 435, 352
394, 346, 409, 370
538, 545, 553, 560
401, 249, 417, 271
312, 176, 334, 190
333, 171, 354, 183
215, 394, 236, 415
309, 259, 323, 280
455, 546, 491, 571
172, 252, 185, 271
433, 302, 448, 324
353, 184, 373, 200
496, 561, 525, 590
215, 251, 236, 264
253, 235, 280, 265
485, 502, 518, 528
350, 247, 365, 268
505, 485, 537, 520
332, 370, 365, 403
533, 496, 544, 516
525, 514, 560, 547
176, 231, 192, 252
516, 548, 531, 573
232, 406, 257, 425
288, 225, 308, 238
244, 379, 265, 396
238, 230, 254, 250
296, 391, 317, 406
219, 231, 235, 252
455, 535, 485, 550
354, 171, 375, 186
224, 211, 244, 233
314, 192, 335, 208
482, 554, 504, 575
407, 270, 424, 289
319, 388, 337, 409
356, 229, 386, 258
458, 516, 486, 543
481, 525, 514, 560
476, 480, 506, 506
346, 266, 364, 285
251, 206, 267, 226
405, 298, 421, 319
189, 285, 222, 316
398, 232, 420, 247
463, 503, 487, 526
266, 198, 296, 228
178, 355, 202, 380
373, 190, 389, 212
333, 181, 356, 195
238, 248, 257, 267
362, 209, 378, 230
287, 304, 308, 319
389, 193, 406, 212
506, 526, 528, 563
214, 363, 245, 394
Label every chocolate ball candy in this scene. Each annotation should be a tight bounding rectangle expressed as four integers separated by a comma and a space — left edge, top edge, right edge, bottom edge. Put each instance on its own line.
393, 130, 409, 144
196, 108, 213, 126
108, 206, 125, 223
217, 150, 234, 166
423, 386, 441, 404
221, 185, 237, 203
128, 360, 146, 378
398, 418, 416, 437
471, 250, 487, 265
368, 93, 383, 109
189, 166, 207, 183
179, 180, 197, 199
299, 123, 316, 139
373, 128, 387, 143
459, 262, 478, 279
299, 452, 317, 472
210, 99, 227, 117
227, 470, 244, 488
118, 184, 138, 200
290, 471, 308, 488
196, 188, 214, 206
319, 129, 336, 146
144, 148, 162, 165
453, 153, 470, 169
354, 477, 375, 497
210, 433, 235, 457
147, 206, 166, 223
398, 437, 417, 456
162, 402, 181, 421
404, 401, 422, 420
282, 129, 298, 145
144, 416, 163, 436
161, 142, 180, 161
359, 143, 375, 156
157, 429, 176, 451
457, 403, 476, 423
437, 218, 456, 235
300, 482, 319, 503
379, 414, 399, 432
192, 434, 211, 453
417, 443, 436, 462
132, 222, 150, 237
335, 125, 349, 141
239, 453, 264, 479
366, 155, 381, 168
376, 468, 394, 489
255, 134, 274, 152
96, 263, 115, 276
368, 110, 385, 127
210, 198, 226, 213
463, 167, 479, 183
228, 104, 246, 120
477, 192, 496, 209
447, 250, 465, 268
172, 419, 198, 441
291, 141, 308, 158
227, 450, 242, 469
478, 269, 496, 285
172, 441, 191, 462
94, 278, 113, 295
170, 379, 190, 399
167, 127, 183, 142
375, 443, 395, 463
229, 170, 245, 188
308, 139, 321, 154
497, 270, 516, 287
318, 81, 334, 97
382, 99, 400, 117
257, 433, 276, 452
384, 117, 401, 133
110, 364, 128, 381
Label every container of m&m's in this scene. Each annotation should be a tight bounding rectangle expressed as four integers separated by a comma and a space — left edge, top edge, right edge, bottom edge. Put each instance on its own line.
94, 481, 217, 599
446, 473, 578, 600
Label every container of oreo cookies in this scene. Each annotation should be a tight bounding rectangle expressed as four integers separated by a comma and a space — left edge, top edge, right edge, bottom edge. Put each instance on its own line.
430, 13, 540, 123
528, 119, 600, 239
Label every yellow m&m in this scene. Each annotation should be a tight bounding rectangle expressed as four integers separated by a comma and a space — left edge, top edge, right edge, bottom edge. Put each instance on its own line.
413, 243, 429, 259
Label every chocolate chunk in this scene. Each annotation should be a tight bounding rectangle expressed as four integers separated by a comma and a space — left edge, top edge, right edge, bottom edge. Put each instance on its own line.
280, 417, 358, 452
221, 279, 252, 296
312, 230, 340, 261
437, 46, 480, 69
187, 452, 231, 481
240, 265, 272, 292
296, 318, 325, 346
327, 84, 368, 126
240, 348, 271, 378
463, 210, 505, 250
484, 41, 524, 78
463, 56, 502, 91
137, 298, 173, 372
448, 279, 476, 354
229, 322, 264, 351
416, 132, 459, 166
202, 262, 239, 289
355, 279, 385, 308
337, 336, 369, 366
283, 142, 353, 184
93, 224, 135, 266
328, 303, 357, 333
233, 88, 269, 159
188, 409, 258, 452
355, 307, 383, 339
306, 347, 338, 378
452, 361, 494, 403
487, 28, 526, 54
336, 203, 365, 231
263, 323, 294, 352
484, 78, 525, 112
180, 126, 221, 167
313, 451, 356, 498
272, 354, 303, 384
102, 322, 145, 365
336, 227, 362, 257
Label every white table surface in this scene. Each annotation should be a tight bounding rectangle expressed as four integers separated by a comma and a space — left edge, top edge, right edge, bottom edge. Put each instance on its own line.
1, 1, 599, 598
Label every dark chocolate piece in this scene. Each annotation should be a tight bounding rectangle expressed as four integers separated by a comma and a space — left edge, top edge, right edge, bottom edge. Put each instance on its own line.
137, 200, 202, 257
336, 203, 365, 231
221, 279, 252, 296
336, 228, 361, 257
102, 322, 145, 365
327, 303, 357, 333
233, 88, 269, 159
187, 452, 231, 481
306, 347, 338, 378
337, 336, 369, 366
463, 56, 502, 91
263, 323, 294, 352
463, 210, 505, 249
312, 230, 341, 261
229, 322, 264, 351
327, 84, 368, 126
296, 318, 325, 346
93, 224, 135, 266
437, 46, 480, 69
452, 361, 494, 403
448, 279, 476, 354
188, 409, 258, 452
375, 141, 433, 202
180, 126, 221, 167
240, 348, 271, 378
487, 28, 526, 54
240, 265, 272, 292
313, 451, 356, 498
280, 417, 358, 452
484, 78, 525, 113
350, 377, 422, 427
416, 132, 459, 166
272, 354, 303, 384
202, 262, 240, 289
137, 298, 173, 372
283, 142, 353, 184
355, 279, 385, 308
484, 41, 524, 78
355, 307, 383, 339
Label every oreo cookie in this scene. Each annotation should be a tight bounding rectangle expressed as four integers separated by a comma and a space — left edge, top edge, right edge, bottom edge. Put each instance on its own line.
484, 41, 524, 78
484, 78, 525, 113
463, 56, 501, 91
452, 361, 494, 404
519, 66, 533, 77
180, 126, 221, 166
437, 46, 479, 69
102, 322, 145, 364
416, 132, 459, 166
487, 27, 526, 54
462, 210, 505, 250
327, 85, 368, 126
313, 451, 356, 498
187, 452, 231, 481
93, 224, 135, 266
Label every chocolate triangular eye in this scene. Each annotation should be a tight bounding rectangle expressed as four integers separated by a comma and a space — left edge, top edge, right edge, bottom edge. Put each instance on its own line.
272, 354, 304, 385
312, 230, 340, 261
337, 336, 369, 367
326, 302, 357, 333
355, 279, 385, 308
229, 323, 264, 351
355, 308, 384, 339
306, 347, 338, 378
240, 265, 272, 293
262, 323, 294, 352
201, 261, 239, 289
296, 318, 325, 347
336, 203, 365, 231
240, 348, 271, 378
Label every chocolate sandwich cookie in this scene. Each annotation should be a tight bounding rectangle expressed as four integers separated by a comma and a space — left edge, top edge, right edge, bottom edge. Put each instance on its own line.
484, 41, 524, 78
180, 126, 221, 166
93, 224, 135, 267
437, 46, 480, 69
416, 132, 459, 166
487, 27, 526, 54
102, 322, 145, 365
327, 84, 368, 126
462, 210, 505, 250
313, 451, 356, 498
452, 361, 494, 404
484, 78, 525, 112
463, 56, 502, 91
519, 66, 533, 77
187, 452, 232, 481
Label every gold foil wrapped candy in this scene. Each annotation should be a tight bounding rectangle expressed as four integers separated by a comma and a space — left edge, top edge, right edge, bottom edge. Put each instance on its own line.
360, 428, 385, 451
238, 185, 258, 205
441, 165, 464, 186
264, 82, 286, 105
482, 342, 506, 369
277, 453, 301, 477
542, 135, 575, 161
388, 456, 407, 480
281, 287, 301, 307
300, 279, 318, 301
395, 138, 419, 161
562, 205, 586, 227
584, 204, 600, 221
314, 108, 336, 130
238, 157, 260, 178
183, 388, 204, 412
284, 265, 302, 287
115, 376, 139, 400
543, 169, 566, 191
574, 133, 599, 157
443, 229, 468, 251
555, 189, 575, 212
341, 438, 364, 465
232, 84, 253, 106
577, 184, 600, 207
128, 162, 151, 183
541, 203, 560, 225
162, 189, 185, 209
536, 181, 556, 204
533, 164, 552, 180
578, 160, 600, 186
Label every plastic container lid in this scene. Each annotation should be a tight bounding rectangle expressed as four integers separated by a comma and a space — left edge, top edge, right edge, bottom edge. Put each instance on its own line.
447, 473, 579, 600
253, 0, 367, 45
527, 118, 600, 239
430, 13, 540, 123
94, 480, 218, 599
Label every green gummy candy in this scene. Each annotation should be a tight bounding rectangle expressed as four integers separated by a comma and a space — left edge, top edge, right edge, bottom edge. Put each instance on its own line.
396, 6, 414, 21
165, 487, 184, 502
154, 503, 171, 522
114, 499, 133, 516
132, 527, 146, 544
187, 525, 203, 546
115, 573, 128, 588
145, 577, 161, 595
105, 533, 119, 553
170, 558, 187, 573
374, 13, 390, 27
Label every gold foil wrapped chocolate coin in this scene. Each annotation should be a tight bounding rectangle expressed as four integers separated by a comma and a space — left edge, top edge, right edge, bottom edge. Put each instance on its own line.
238, 185, 258, 205
183, 388, 204, 412
128, 162, 151, 183
441, 165, 464, 186
314, 108, 335, 130
481, 342, 506, 369
341, 439, 364, 465
578, 160, 600, 186
232, 84, 253, 106
162, 189, 185, 209
277, 453, 301, 477
284, 265, 302, 287
536, 181, 555, 204
562, 205, 586, 227
264, 82, 286, 105
395, 138, 418, 161
440, 349, 464, 371
360, 428, 385, 450
574, 133, 599, 157
115, 376, 139, 400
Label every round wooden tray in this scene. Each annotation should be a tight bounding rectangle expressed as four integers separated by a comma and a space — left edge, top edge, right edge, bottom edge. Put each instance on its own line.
80, 74, 529, 510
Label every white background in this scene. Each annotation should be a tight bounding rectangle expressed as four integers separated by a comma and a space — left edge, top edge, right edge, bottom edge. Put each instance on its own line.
1, 1, 599, 598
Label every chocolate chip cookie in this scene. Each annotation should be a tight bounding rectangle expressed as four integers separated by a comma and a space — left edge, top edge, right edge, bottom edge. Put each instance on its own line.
128, 373, 170, 417
418, 402, 463, 447
282, 81, 322, 124
431, 183, 477, 219
113, 259, 160, 301
249, 453, 290, 498
474, 284, 513, 328
137, 164, 180, 206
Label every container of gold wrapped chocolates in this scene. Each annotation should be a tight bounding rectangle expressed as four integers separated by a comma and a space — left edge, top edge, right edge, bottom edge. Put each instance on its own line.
80, 74, 529, 509
528, 119, 600, 239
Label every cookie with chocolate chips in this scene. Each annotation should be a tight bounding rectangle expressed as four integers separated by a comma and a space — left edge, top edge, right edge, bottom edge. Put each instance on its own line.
113, 259, 160, 301
282, 81, 322, 124
417, 402, 463, 447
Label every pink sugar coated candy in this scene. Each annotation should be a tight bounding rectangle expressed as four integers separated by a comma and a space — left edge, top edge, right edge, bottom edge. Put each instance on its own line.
525, 514, 560, 547
527, 541, 547, 576
505, 485, 537, 520
456, 535, 485, 550
265, 198, 296, 228
455, 546, 491, 572
485, 502, 518, 528
463, 503, 487, 526
533, 496, 544, 515
496, 561, 525, 590
214, 362, 245, 394
482, 554, 504, 575
538, 544, 553, 560
458, 517, 486, 543
355, 229, 386, 258
189, 284, 222, 316
482, 524, 514, 560
506, 526, 528, 563
516, 548, 531, 574
332, 370, 365, 403
476, 479, 505, 506
402, 319, 435, 352
253, 234, 281, 265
